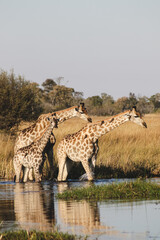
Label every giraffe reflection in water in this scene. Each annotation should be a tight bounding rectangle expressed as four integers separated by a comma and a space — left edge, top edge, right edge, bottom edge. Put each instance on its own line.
14, 183, 55, 231
57, 182, 111, 235
13, 182, 126, 238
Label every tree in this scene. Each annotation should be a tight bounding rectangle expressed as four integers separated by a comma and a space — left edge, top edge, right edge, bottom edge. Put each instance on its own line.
86, 96, 103, 107
115, 97, 129, 112
100, 93, 115, 115
128, 92, 138, 108
149, 93, 160, 110
42, 79, 57, 93
73, 91, 84, 105
0, 70, 43, 130
49, 85, 75, 110
137, 96, 154, 114
101, 93, 114, 104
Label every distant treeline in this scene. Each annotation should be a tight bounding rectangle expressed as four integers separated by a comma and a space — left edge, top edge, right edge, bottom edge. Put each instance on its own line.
0, 70, 159, 130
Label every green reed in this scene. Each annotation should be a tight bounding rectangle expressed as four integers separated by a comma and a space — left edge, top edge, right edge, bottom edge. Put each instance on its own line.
0, 230, 86, 240
56, 180, 160, 201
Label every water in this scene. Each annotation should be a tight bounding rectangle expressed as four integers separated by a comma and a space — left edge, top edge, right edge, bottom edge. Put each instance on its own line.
0, 179, 160, 240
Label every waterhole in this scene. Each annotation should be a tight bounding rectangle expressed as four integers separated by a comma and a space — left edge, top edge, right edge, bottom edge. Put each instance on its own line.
0, 179, 160, 240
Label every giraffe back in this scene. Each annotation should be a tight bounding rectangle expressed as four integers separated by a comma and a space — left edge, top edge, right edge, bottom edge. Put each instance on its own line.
14, 114, 55, 153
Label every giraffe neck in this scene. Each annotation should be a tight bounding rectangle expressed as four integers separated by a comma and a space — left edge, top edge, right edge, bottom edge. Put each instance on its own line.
86, 111, 130, 141
54, 106, 77, 123
37, 124, 53, 152
23, 118, 50, 137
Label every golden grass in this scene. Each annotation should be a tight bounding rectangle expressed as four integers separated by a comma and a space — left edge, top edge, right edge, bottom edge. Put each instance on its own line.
0, 114, 160, 179
0, 133, 15, 178
0, 121, 33, 179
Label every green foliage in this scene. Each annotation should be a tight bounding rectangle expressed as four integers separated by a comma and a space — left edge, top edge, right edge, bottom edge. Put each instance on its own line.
56, 180, 160, 201
49, 85, 75, 110
0, 70, 43, 130
0, 230, 84, 240
42, 78, 57, 93
1, 69, 160, 129
137, 96, 154, 114
149, 93, 160, 110
36, 76, 160, 116
85, 92, 158, 116
86, 96, 103, 107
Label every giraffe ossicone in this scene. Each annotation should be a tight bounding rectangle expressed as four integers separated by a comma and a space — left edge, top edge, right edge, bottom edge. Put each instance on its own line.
57, 107, 147, 181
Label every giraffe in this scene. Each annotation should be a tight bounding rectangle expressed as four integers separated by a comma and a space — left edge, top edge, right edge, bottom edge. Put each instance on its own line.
57, 107, 147, 181
14, 103, 92, 181
13, 115, 58, 182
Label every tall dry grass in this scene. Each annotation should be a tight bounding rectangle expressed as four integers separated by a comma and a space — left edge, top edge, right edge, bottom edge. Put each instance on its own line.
0, 121, 33, 179
0, 133, 15, 178
0, 114, 160, 179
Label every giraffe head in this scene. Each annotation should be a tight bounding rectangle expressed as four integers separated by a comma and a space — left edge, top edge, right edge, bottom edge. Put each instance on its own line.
47, 113, 59, 128
74, 103, 92, 122
125, 106, 147, 128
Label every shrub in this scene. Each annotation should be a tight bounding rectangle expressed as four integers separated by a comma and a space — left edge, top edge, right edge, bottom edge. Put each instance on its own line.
0, 70, 43, 130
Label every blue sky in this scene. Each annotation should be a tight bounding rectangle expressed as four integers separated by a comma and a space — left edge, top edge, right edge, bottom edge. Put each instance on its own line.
0, 0, 160, 99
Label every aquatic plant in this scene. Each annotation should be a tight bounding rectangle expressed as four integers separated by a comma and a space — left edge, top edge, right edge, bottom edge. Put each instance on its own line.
56, 180, 160, 201
0, 229, 86, 240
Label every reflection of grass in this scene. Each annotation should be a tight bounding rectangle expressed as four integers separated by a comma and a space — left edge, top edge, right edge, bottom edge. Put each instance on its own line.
1, 114, 160, 179
0, 230, 85, 240
56, 180, 160, 201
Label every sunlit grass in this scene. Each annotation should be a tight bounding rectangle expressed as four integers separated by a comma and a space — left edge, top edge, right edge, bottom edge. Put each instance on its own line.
0, 133, 15, 178
56, 180, 160, 201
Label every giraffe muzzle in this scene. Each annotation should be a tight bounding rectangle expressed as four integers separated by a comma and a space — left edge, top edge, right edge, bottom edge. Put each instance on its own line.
88, 117, 92, 123
143, 122, 147, 128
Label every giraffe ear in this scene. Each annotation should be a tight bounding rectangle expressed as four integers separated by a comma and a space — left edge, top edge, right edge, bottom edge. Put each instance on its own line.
132, 106, 137, 111
79, 102, 84, 110
131, 106, 137, 114
80, 102, 84, 108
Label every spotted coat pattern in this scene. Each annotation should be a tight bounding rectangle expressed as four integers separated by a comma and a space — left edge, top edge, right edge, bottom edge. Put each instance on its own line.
14, 103, 92, 180
57, 108, 147, 181
13, 117, 58, 182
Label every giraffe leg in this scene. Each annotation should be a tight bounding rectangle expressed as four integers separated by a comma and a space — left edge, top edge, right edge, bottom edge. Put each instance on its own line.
57, 153, 67, 181
81, 160, 94, 181
48, 134, 56, 179
80, 155, 96, 181
46, 144, 54, 179
33, 157, 42, 182
23, 167, 30, 183
80, 142, 98, 181
13, 159, 22, 183
62, 158, 73, 181
88, 141, 99, 175
43, 135, 56, 179
34, 167, 42, 182
28, 168, 34, 181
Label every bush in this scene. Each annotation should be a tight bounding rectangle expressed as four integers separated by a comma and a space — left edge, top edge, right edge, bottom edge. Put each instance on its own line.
0, 70, 43, 130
